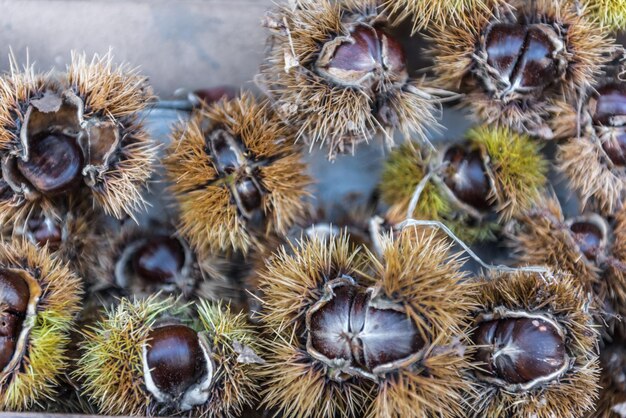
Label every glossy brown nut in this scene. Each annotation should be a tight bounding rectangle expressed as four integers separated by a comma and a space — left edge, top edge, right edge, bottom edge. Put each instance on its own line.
317, 24, 407, 87
484, 23, 559, 92
235, 178, 263, 215
132, 236, 186, 284
17, 133, 85, 195
442, 145, 492, 212
593, 83, 626, 126
0, 328, 16, 371
0, 270, 30, 371
485, 24, 526, 81
27, 217, 63, 251
569, 221, 603, 261
146, 324, 206, 396
472, 317, 566, 385
207, 128, 241, 175
516, 26, 558, 90
0, 270, 30, 313
379, 27, 406, 79
309, 283, 424, 372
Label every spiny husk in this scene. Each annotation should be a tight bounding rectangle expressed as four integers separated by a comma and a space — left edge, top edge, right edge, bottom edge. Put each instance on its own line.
557, 135, 625, 215
67, 51, 154, 119
583, 0, 626, 32
258, 228, 475, 417
380, 143, 451, 222
94, 222, 238, 300
258, 233, 362, 330
165, 93, 311, 255
76, 296, 263, 418
468, 270, 600, 418
66, 52, 158, 220
0, 52, 157, 224
379, 0, 504, 32
509, 194, 602, 298
260, 0, 441, 159
0, 57, 58, 225
194, 301, 264, 418
74, 296, 182, 416
380, 127, 545, 243
379, 142, 499, 244
7, 197, 104, 285
430, 0, 615, 138
467, 125, 548, 221
0, 239, 83, 411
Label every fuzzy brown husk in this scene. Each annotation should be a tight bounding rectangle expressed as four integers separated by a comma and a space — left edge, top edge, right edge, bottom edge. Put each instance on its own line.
509, 194, 602, 301
75, 297, 263, 417
557, 136, 625, 216
0, 52, 157, 225
430, 0, 616, 139
0, 239, 83, 411
165, 93, 312, 256
467, 270, 600, 418
258, 227, 476, 418
379, 0, 505, 32
260, 0, 441, 159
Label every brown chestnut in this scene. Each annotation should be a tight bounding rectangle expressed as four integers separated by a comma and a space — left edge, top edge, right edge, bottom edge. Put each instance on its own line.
145, 324, 206, 396
16, 133, 84, 196
569, 221, 603, 261
472, 315, 567, 386
26, 216, 63, 251
484, 23, 561, 94
593, 83, 626, 127
316, 23, 407, 89
132, 236, 186, 284
308, 281, 423, 375
207, 128, 242, 175
0, 270, 30, 371
442, 145, 492, 212
234, 178, 263, 218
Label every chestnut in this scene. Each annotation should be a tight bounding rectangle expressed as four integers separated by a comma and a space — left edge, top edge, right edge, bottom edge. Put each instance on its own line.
472, 314, 568, 388
207, 128, 242, 175
132, 236, 186, 284
483, 23, 562, 95
306, 278, 424, 380
26, 216, 63, 251
442, 145, 492, 212
316, 23, 408, 89
78, 297, 262, 416
0, 270, 30, 371
569, 221, 604, 261
204, 126, 265, 221
593, 83, 626, 127
145, 324, 207, 397
16, 133, 84, 196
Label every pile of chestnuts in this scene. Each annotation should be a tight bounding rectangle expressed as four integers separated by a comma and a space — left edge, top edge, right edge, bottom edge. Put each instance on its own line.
1, 1, 626, 417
